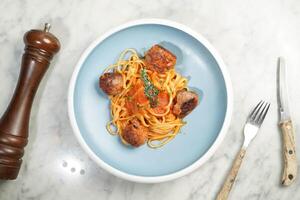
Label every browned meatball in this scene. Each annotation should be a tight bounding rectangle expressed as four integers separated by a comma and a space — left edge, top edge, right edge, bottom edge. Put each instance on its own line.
122, 119, 148, 147
99, 72, 123, 95
173, 90, 199, 118
145, 45, 177, 73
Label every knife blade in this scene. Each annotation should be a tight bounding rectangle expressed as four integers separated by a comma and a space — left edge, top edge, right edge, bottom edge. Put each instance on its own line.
277, 57, 297, 186
278, 57, 291, 122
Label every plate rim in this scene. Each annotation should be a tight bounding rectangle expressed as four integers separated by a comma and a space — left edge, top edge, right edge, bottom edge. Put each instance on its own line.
68, 18, 233, 183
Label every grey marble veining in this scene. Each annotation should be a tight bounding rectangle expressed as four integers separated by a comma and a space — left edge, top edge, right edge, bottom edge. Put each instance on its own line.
1, 0, 300, 199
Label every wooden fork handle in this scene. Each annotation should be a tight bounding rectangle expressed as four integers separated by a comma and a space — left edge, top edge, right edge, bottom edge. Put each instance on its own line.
216, 148, 246, 200
280, 120, 297, 186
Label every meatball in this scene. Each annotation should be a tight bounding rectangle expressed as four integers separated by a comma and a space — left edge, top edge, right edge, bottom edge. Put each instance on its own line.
145, 45, 177, 73
173, 90, 199, 118
99, 72, 123, 95
122, 119, 148, 147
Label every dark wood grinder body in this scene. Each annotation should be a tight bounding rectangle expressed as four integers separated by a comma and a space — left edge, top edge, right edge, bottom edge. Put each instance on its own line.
0, 24, 60, 179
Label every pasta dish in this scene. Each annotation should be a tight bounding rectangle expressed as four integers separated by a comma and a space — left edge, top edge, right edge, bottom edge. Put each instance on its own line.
99, 45, 199, 148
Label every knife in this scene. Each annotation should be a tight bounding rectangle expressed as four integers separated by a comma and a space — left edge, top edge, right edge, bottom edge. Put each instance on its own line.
277, 57, 297, 186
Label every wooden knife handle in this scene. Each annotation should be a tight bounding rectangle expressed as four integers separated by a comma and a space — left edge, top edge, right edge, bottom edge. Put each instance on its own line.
216, 148, 246, 200
0, 24, 60, 180
280, 120, 297, 186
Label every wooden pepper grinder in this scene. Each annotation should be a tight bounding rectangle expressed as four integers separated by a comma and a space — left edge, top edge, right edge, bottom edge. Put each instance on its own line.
0, 23, 60, 180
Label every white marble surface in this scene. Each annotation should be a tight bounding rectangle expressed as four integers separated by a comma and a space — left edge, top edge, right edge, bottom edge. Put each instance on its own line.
0, 0, 300, 199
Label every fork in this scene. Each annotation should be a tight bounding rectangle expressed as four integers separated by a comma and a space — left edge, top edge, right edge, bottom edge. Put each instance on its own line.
216, 101, 270, 200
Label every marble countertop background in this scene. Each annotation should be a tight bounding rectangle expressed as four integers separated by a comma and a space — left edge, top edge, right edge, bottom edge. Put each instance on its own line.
1, 0, 300, 199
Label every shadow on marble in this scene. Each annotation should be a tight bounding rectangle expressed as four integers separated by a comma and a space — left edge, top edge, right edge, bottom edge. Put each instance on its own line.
0, 180, 8, 185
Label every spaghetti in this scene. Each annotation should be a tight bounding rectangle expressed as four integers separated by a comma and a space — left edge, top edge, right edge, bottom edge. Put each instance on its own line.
103, 48, 190, 148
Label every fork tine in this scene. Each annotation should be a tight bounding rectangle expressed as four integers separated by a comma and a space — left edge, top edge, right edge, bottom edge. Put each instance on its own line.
248, 100, 263, 121
249, 101, 264, 121
253, 101, 265, 121
254, 101, 267, 122
257, 103, 270, 125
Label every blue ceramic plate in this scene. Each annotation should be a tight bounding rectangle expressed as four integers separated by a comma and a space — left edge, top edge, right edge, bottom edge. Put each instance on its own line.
68, 19, 233, 183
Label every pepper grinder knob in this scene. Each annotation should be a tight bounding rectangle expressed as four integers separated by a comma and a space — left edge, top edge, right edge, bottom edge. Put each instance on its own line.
0, 23, 60, 180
